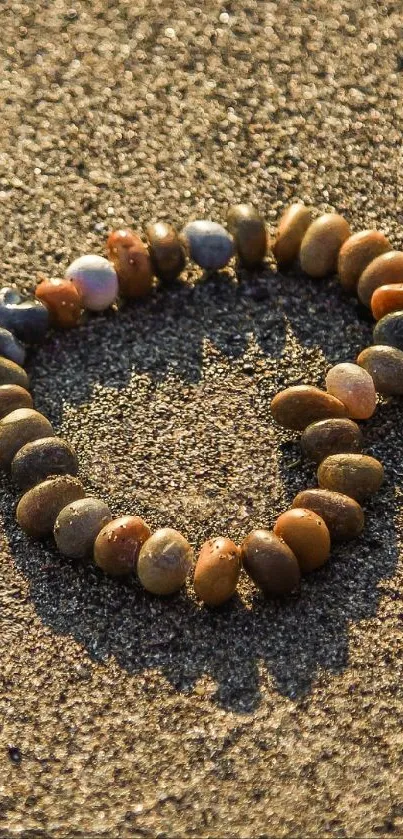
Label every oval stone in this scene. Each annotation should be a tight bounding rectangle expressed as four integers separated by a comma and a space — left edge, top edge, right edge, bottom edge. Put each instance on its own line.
273, 508, 330, 573
66, 255, 118, 311
146, 222, 186, 282
325, 362, 376, 419
0, 385, 33, 420
373, 311, 403, 351
106, 229, 154, 298
271, 385, 347, 431
16, 475, 85, 538
240, 529, 300, 596
35, 278, 83, 328
137, 527, 194, 595
337, 230, 391, 293
11, 436, 79, 491
94, 515, 151, 576
194, 536, 241, 606
292, 489, 364, 542
226, 204, 267, 267
181, 221, 234, 271
371, 284, 403, 321
0, 356, 29, 390
301, 418, 363, 464
0, 328, 26, 366
357, 345, 403, 395
0, 288, 50, 343
272, 203, 312, 269
300, 213, 351, 278
54, 497, 112, 558
0, 408, 54, 469
357, 251, 403, 307
318, 454, 384, 502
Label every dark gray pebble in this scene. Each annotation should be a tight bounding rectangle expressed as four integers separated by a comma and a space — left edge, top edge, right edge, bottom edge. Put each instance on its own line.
0, 287, 50, 343
0, 327, 26, 365
373, 310, 403, 351
11, 436, 79, 491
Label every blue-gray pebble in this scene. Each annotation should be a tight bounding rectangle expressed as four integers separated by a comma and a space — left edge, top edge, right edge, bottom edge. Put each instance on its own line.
0, 327, 26, 365
181, 221, 234, 271
0, 287, 50, 343
373, 310, 403, 351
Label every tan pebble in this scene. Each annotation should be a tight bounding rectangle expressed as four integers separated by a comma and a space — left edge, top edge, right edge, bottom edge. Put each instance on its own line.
325, 362, 376, 419
106, 229, 154, 298
137, 527, 193, 595
300, 213, 351, 278
94, 515, 151, 576
0, 385, 33, 420
357, 345, 403, 395
240, 529, 300, 596
16, 475, 85, 538
194, 536, 241, 606
0, 356, 29, 389
146, 222, 186, 282
273, 508, 330, 573
0, 408, 54, 468
227, 204, 267, 267
292, 489, 364, 542
272, 203, 312, 268
357, 251, 403, 307
318, 453, 384, 502
337, 230, 391, 293
301, 418, 363, 464
271, 385, 346, 431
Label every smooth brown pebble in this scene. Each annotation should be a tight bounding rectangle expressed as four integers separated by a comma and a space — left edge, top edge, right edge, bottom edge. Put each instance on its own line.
240, 529, 300, 596
94, 515, 151, 576
54, 497, 112, 558
337, 230, 391, 293
357, 251, 403, 307
0, 356, 29, 389
300, 213, 351, 278
106, 229, 154, 298
0, 385, 33, 420
273, 508, 330, 573
146, 221, 186, 282
292, 489, 364, 542
194, 536, 241, 606
137, 527, 193, 595
325, 362, 376, 419
0, 408, 54, 468
301, 418, 363, 464
16, 475, 85, 538
357, 345, 403, 395
272, 203, 312, 268
227, 204, 267, 267
11, 436, 79, 491
318, 453, 384, 501
35, 278, 83, 327
271, 385, 346, 431
371, 284, 403, 321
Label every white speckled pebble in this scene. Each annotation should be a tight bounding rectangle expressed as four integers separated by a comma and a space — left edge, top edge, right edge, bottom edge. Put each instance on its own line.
181, 221, 234, 271
66, 255, 118, 311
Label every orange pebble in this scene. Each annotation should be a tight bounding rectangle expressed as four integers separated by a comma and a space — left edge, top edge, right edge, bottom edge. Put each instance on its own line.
106, 229, 154, 298
371, 283, 403, 321
273, 508, 331, 573
35, 278, 83, 327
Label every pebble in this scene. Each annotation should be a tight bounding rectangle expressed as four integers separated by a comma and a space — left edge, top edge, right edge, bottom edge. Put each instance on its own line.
137, 527, 194, 595
371, 284, 403, 321
193, 536, 241, 606
0, 408, 54, 468
272, 203, 312, 269
0, 327, 26, 366
0, 356, 29, 390
337, 230, 391, 293
301, 417, 363, 463
226, 204, 267, 267
35, 278, 83, 327
181, 221, 234, 271
66, 255, 118, 311
11, 436, 79, 491
271, 385, 346, 431
357, 345, 403, 395
146, 222, 186, 282
93, 515, 151, 576
240, 529, 300, 596
0, 385, 33, 420
357, 251, 403, 307
299, 213, 351, 278
373, 311, 403, 351
54, 497, 112, 558
292, 489, 364, 542
325, 362, 376, 419
317, 453, 384, 502
16, 475, 85, 538
0, 287, 50, 343
106, 229, 154, 298
273, 508, 330, 573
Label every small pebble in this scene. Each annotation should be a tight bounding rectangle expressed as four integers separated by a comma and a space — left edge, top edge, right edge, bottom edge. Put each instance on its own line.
325, 362, 376, 419
137, 527, 194, 595
357, 345, 403, 395
8, 745, 22, 764
146, 222, 186, 282
373, 310, 403, 351
226, 204, 267, 267
240, 529, 300, 596
371, 284, 403, 321
292, 489, 364, 542
0, 327, 26, 366
357, 251, 403, 307
11, 436, 79, 491
0, 357, 29, 390
337, 230, 391, 293
106, 229, 154, 298
16, 475, 85, 538
35, 278, 83, 327
66, 255, 118, 311
94, 515, 151, 576
0, 408, 54, 469
194, 536, 241, 606
54, 497, 112, 558
301, 417, 363, 463
318, 453, 384, 501
273, 508, 330, 573
300, 213, 351, 278
272, 203, 312, 268
0, 384, 33, 420
271, 385, 346, 431
0, 287, 50, 343
181, 221, 234, 271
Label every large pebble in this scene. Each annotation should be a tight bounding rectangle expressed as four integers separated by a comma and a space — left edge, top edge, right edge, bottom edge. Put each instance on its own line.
106, 229, 154, 297
16, 475, 85, 538
292, 489, 364, 542
240, 529, 300, 596
300, 213, 351, 278
272, 203, 312, 268
137, 527, 194, 595
357, 251, 403, 308
271, 385, 346, 431
357, 345, 403, 395
11, 436, 78, 491
35, 278, 83, 327
325, 362, 376, 419
0, 328, 26, 366
273, 508, 330, 573
0, 408, 54, 468
301, 418, 363, 464
0, 288, 50, 343
318, 453, 384, 501
54, 497, 112, 558
0, 385, 33, 420
227, 204, 267, 267
194, 536, 241, 606
146, 222, 186, 282
66, 255, 118, 311
94, 515, 151, 576
371, 284, 403, 321
373, 311, 403, 351
0, 356, 29, 390
337, 230, 390, 293
181, 221, 234, 271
